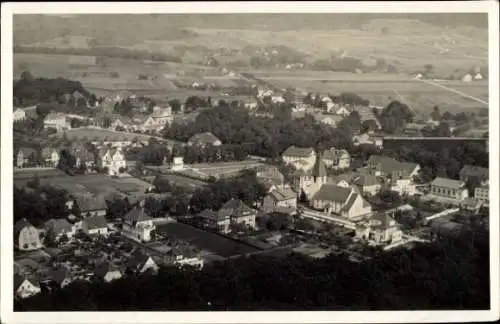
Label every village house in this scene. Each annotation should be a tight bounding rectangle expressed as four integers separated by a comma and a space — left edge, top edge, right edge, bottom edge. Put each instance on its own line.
474, 182, 489, 203
313, 114, 344, 127
321, 148, 351, 170
44, 218, 75, 242
198, 209, 229, 233
166, 245, 204, 269
44, 112, 71, 133
14, 218, 43, 251
70, 194, 108, 217
355, 212, 403, 244
366, 156, 420, 185
281, 146, 317, 170
16, 147, 38, 168
122, 204, 156, 242
429, 177, 469, 202
82, 215, 108, 236
13, 107, 27, 122
94, 261, 123, 283
310, 182, 372, 220
353, 174, 381, 196
98, 146, 126, 175
74, 148, 95, 170
41, 147, 60, 167
262, 186, 298, 212
352, 133, 383, 148
187, 132, 222, 147
271, 95, 285, 103
142, 106, 173, 133
255, 166, 286, 190
109, 116, 133, 131
218, 199, 258, 231
14, 274, 41, 299
127, 252, 159, 275
459, 165, 489, 184
334, 106, 351, 117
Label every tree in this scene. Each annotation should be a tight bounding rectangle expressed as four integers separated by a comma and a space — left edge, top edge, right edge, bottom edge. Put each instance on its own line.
101, 116, 111, 129
57, 149, 76, 171
169, 99, 182, 113
106, 198, 131, 220
294, 218, 315, 232
153, 175, 172, 193
266, 212, 292, 231
20, 71, 35, 82
430, 106, 441, 121
26, 173, 40, 189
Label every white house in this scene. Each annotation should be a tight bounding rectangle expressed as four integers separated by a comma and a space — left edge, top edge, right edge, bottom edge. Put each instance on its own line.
98, 147, 126, 175
122, 204, 156, 242
14, 218, 42, 251
281, 146, 317, 171
41, 147, 60, 167
310, 183, 372, 220
13, 108, 27, 122
14, 274, 41, 299
127, 252, 159, 274
142, 106, 173, 133
44, 112, 71, 133
263, 187, 297, 212
82, 215, 108, 236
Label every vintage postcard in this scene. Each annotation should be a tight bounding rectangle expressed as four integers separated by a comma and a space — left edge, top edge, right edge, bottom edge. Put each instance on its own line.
1, 1, 499, 323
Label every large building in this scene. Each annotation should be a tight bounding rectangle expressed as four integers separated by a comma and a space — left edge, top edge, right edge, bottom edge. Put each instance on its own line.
14, 219, 42, 251
281, 146, 317, 170
44, 112, 71, 133
429, 177, 468, 201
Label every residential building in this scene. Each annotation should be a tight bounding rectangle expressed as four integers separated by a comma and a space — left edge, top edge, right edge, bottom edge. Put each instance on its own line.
474, 183, 489, 203
334, 106, 350, 117
142, 106, 173, 133
13, 108, 27, 122
459, 197, 483, 213
188, 132, 222, 147
110, 117, 133, 131
263, 187, 298, 212
44, 218, 75, 241
198, 209, 229, 233
122, 204, 156, 242
44, 112, 71, 133
127, 252, 159, 274
459, 165, 489, 183
82, 215, 108, 236
45, 268, 72, 289
461, 73, 473, 82
281, 146, 317, 170
14, 218, 43, 251
314, 114, 344, 127
255, 166, 285, 189
218, 199, 257, 231
429, 177, 469, 201
41, 147, 60, 167
366, 155, 421, 194
98, 147, 126, 175
356, 213, 403, 244
321, 148, 350, 169
292, 156, 328, 200
71, 194, 107, 217
310, 183, 372, 220
353, 174, 381, 196
14, 274, 41, 299
16, 147, 38, 168
94, 262, 123, 282
352, 133, 383, 148
167, 245, 204, 269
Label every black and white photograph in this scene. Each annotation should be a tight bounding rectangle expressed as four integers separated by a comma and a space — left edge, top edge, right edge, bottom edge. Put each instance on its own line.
1, 2, 499, 323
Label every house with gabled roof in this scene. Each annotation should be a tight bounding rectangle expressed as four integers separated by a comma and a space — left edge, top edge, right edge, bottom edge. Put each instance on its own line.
263, 186, 298, 212
310, 183, 372, 220
127, 251, 159, 275
198, 209, 228, 233
188, 132, 222, 147
459, 165, 489, 183
41, 147, 60, 167
281, 146, 317, 170
44, 218, 75, 241
72, 194, 107, 217
93, 261, 123, 282
82, 215, 108, 236
366, 155, 420, 195
321, 148, 351, 170
356, 212, 403, 244
122, 204, 156, 242
218, 198, 258, 232
142, 106, 173, 133
353, 174, 381, 196
16, 147, 38, 168
97, 146, 126, 175
15, 218, 43, 251
14, 274, 41, 299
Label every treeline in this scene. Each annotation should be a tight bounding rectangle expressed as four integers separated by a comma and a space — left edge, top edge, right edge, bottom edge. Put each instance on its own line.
13, 45, 182, 63
163, 103, 354, 158
376, 100, 414, 134
16, 230, 489, 310
14, 71, 92, 107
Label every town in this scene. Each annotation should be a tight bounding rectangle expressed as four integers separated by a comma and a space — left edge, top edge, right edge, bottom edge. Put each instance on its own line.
10, 12, 490, 312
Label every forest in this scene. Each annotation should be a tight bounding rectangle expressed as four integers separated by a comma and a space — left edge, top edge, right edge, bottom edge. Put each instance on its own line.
15, 227, 489, 311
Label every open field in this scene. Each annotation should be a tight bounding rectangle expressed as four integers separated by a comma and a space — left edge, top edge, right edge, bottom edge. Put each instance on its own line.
157, 222, 260, 258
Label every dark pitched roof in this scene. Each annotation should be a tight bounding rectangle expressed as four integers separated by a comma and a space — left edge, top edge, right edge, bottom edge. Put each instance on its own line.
83, 215, 107, 230
460, 165, 489, 179
123, 206, 152, 224
75, 195, 107, 212
311, 184, 353, 204
45, 218, 73, 236
14, 274, 39, 291
282, 146, 315, 158
341, 193, 359, 212
218, 199, 256, 219
353, 174, 380, 187
188, 132, 221, 145
127, 251, 153, 270
14, 218, 34, 235
49, 268, 69, 285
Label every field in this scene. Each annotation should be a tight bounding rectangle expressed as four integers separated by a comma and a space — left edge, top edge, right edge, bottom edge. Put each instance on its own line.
157, 222, 259, 258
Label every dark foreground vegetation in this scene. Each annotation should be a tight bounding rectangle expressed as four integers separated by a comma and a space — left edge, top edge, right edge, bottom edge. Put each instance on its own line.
16, 229, 489, 311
